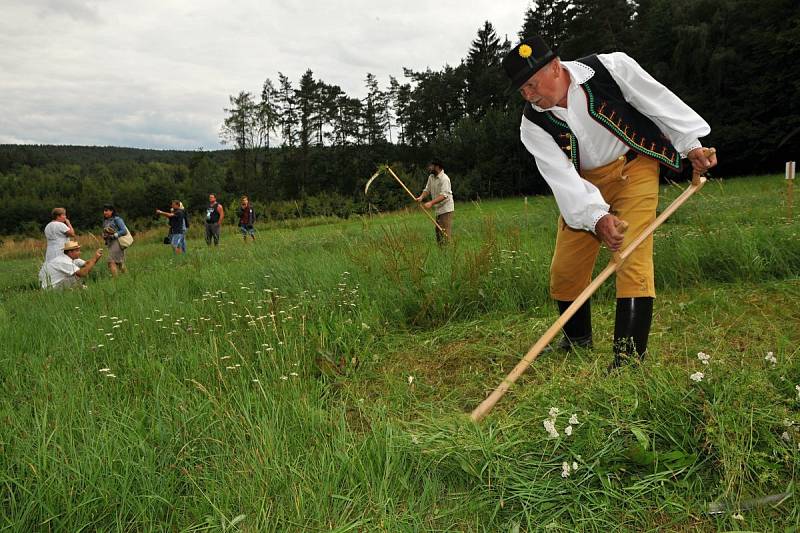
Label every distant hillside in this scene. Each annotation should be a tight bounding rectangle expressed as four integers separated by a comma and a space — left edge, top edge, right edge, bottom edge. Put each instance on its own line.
0, 144, 233, 172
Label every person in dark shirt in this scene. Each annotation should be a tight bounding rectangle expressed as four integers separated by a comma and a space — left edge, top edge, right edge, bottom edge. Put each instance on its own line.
205, 193, 224, 246
156, 200, 187, 254
237, 195, 256, 242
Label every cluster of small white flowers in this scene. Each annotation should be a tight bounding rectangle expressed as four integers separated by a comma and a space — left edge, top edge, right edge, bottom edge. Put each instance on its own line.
543, 408, 580, 439
407, 375, 415, 385
561, 461, 579, 478
765, 351, 777, 365
543, 419, 559, 439
689, 350, 712, 382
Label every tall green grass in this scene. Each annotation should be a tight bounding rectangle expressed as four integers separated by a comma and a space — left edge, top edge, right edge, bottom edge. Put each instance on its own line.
1, 174, 798, 530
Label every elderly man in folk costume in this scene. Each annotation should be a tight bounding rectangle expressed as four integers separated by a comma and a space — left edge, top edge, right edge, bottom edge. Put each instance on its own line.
503, 36, 717, 369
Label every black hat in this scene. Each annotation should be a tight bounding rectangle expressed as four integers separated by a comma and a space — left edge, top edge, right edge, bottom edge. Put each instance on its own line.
502, 36, 556, 92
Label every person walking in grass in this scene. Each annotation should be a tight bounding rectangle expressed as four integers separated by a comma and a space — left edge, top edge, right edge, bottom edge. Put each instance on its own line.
503, 36, 717, 369
156, 200, 187, 254
415, 159, 454, 245
237, 195, 256, 242
204, 193, 224, 246
39, 240, 103, 290
101, 204, 129, 277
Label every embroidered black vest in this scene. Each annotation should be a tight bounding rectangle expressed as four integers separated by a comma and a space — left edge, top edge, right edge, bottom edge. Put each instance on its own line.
523, 54, 682, 172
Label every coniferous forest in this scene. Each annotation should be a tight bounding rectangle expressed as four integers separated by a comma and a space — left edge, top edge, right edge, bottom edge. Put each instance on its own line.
1, 0, 798, 235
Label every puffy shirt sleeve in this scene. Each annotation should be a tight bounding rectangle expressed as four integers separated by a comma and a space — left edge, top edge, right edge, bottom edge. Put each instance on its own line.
520, 115, 610, 232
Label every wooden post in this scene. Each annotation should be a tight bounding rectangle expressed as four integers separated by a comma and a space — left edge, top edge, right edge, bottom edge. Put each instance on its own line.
787, 161, 795, 222
524, 197, 529, 229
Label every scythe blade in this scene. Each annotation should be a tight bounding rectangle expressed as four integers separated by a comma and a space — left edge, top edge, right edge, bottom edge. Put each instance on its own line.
364, 168, 383, 195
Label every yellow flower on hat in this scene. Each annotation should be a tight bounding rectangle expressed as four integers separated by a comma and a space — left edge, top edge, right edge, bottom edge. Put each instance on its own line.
519, 44, 533, 59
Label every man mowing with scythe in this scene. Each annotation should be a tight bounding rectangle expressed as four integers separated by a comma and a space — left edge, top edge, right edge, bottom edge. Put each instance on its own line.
503, 36, 717, 369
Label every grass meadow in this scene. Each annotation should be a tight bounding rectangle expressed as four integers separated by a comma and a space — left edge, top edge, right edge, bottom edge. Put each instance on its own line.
1, 174, 799, 531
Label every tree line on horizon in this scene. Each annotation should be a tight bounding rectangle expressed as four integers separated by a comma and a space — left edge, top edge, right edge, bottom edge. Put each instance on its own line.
0, 0, 797, 236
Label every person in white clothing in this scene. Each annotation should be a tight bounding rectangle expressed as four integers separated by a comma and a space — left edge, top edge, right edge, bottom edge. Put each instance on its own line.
40, 241, 103, 290
502, 36, 717, 369
415, 159, 454, 244
43, 207, 76, 262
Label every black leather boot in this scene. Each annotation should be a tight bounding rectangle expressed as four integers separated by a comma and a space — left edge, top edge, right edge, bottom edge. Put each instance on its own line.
547, 299, 593, 352
610, 297, 654, 369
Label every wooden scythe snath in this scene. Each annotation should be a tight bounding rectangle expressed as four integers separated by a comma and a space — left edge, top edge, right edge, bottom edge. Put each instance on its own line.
364, 165, 447, 236
470, 148, 717, 423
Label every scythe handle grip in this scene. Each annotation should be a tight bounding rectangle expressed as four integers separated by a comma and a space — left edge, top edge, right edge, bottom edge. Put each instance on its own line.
692, 147, 716, 186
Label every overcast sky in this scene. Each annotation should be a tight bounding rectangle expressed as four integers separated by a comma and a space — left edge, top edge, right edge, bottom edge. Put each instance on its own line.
0, 0, 531, 150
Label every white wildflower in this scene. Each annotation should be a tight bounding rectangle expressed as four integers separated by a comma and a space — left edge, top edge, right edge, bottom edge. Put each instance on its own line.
564, 425, 573, 437
569, 414, 579, 425
98, 368, 110, 373
411, 434, 420, 445
697, 352, 710, 365
690, 371, 704, 382
765, 352, 777, 365
280, 376, 288, 380
548, 407, 560, 419
795, 384, 800, 400
105, 374, 116, 378
782, 432, 791, 441
571, 461, 578, 472
407, 375, 414, 384
290, 372, 298, 377
543, 419, 559, 439
561, 462, 571, 478
732, 513, 744, 521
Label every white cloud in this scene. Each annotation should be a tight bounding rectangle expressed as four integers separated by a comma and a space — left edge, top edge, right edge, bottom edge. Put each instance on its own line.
1, 0, 529, 149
